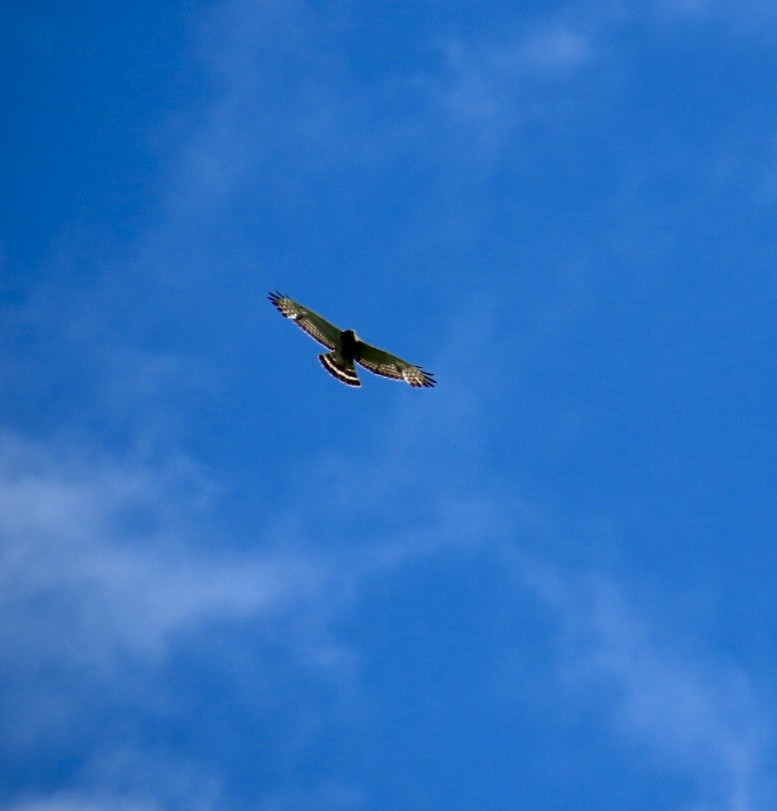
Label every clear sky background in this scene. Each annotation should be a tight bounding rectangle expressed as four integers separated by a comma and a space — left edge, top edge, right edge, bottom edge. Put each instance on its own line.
2, 1, 777, 809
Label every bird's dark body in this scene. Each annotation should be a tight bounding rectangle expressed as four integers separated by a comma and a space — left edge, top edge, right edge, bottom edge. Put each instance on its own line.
340, 329, 361, 361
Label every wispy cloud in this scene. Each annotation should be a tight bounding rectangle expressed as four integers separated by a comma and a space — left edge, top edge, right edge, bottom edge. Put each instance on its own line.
1, 798, 160, 811
0, 792, 180, 811
434, 18, 594, 145
0, 432, 345, 745
430, 0, 777, 156
0, 746, 223, 811
651, 0, 777, 28
521, 560, 773, 810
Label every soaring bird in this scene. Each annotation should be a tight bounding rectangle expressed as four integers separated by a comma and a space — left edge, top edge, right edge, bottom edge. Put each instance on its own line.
268, 291, 436, 388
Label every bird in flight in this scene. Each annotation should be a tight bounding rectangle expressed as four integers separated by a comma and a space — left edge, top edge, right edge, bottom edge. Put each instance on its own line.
268, 291, 436, 388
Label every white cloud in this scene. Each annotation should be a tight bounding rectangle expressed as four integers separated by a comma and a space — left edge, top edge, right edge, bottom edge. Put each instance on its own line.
0, 431, 347, 751
0, 756, 222, 811
161, 0, 362, 222
1, 798, 160, 811
437, 20, 594, 134
520, 24, 593, 73
432, 0, 777, 153
652, 0, 777, 27
521, 561, 774, 811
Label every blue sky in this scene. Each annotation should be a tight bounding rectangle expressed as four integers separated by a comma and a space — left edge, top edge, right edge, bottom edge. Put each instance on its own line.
2, 1, 777, 809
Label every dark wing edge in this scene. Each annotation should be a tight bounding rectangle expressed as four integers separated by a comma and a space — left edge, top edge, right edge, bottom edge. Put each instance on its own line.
267, 290, 341, 350
356, 341, 436, 388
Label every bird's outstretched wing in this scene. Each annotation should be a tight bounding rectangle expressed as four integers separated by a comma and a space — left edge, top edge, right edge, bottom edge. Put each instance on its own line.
267, 291, 342, 350
357, 341, 436, 388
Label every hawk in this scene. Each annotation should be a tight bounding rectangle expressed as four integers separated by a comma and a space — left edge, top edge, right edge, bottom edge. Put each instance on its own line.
268, 291, 436, 388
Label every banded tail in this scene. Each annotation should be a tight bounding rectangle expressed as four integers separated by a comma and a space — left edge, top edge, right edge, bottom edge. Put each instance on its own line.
319, 351, 361, 387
